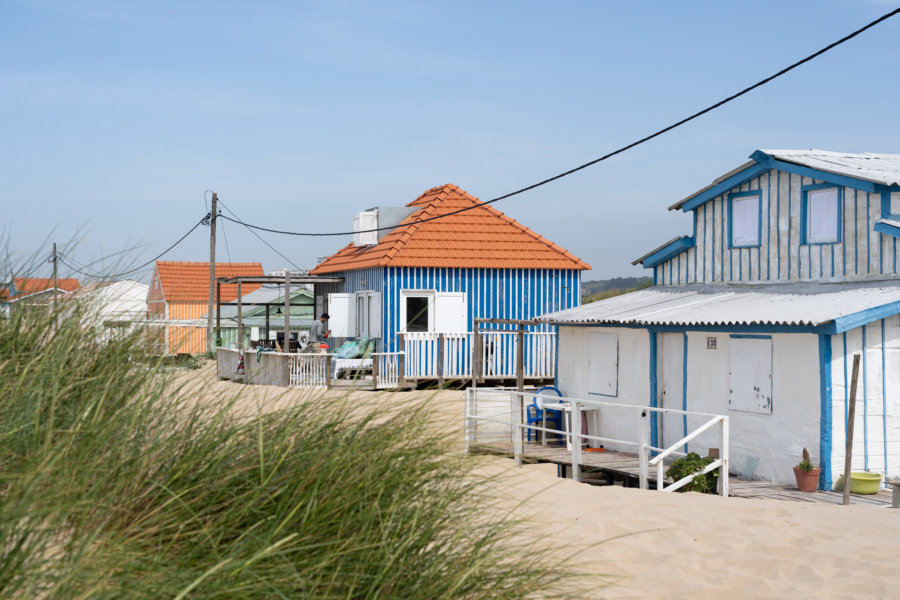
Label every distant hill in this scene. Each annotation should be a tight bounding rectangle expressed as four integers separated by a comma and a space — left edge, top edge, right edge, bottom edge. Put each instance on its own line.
582, 276, 652, 303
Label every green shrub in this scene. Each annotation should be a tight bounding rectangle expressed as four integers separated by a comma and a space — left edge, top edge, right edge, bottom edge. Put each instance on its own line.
665, 452, 719, 494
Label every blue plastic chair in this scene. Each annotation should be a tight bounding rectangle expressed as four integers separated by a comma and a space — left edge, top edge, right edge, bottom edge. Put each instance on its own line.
526, 386, 564, 443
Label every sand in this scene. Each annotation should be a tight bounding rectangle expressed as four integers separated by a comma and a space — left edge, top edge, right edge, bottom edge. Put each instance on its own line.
175, 363, 900, 599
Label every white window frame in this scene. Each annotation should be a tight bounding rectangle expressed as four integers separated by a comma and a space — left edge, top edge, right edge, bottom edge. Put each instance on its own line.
802, 186, 841, 244
400, 290, 435, 333
729, 191, 761, 248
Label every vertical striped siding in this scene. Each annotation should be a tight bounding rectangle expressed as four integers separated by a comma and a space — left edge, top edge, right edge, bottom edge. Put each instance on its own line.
166, 301, 208, 354
655, 168, 900, 285
829, 315, 900, 482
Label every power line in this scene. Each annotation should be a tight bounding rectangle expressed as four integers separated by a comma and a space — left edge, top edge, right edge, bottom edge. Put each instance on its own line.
217, 6, 900, 238
59, 216, 208, 279
218, 200, 303, 271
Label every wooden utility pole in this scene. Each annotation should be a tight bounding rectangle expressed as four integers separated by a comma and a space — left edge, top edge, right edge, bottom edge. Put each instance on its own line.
843, 353, 861, 506
283, 271, 291, 352
52, 242, 58, 316
206, 193, 217, 353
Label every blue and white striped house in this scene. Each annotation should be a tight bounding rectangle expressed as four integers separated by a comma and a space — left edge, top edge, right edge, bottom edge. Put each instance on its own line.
540, 150, 900, 490
310, 184, 590, 382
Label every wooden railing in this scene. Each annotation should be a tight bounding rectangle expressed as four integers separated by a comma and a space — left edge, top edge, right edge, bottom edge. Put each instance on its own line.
400, 331, 555, 381
464, 388, 730, 497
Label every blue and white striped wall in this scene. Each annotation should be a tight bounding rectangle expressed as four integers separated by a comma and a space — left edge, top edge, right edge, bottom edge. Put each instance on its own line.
654, 169, 900, 285
321, 266, 581, 352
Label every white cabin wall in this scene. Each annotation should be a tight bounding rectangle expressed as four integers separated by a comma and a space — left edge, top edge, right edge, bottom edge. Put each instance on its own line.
654, 168, 900, 285
556, 326, 650, 452
684, 332, 820, 484
829, 316, 900, 486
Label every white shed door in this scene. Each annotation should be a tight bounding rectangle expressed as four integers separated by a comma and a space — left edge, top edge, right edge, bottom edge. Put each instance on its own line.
729, 337, 773, 414
434, 292, 466, 333
588, 332, 618, 396
328, 293, 356, 338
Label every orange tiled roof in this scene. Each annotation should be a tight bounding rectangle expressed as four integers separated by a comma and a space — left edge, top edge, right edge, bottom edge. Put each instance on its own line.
1, 277, 81, 300
155, 261, 264, 302
310, 185, 590, 274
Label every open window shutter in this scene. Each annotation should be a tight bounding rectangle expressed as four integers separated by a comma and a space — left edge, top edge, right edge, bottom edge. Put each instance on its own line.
368, 292, 382, 338
434, 292, 466, 333
328, 293, 356, 338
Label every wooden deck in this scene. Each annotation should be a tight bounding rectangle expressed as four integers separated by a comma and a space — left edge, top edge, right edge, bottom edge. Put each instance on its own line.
474, 442, 894, 507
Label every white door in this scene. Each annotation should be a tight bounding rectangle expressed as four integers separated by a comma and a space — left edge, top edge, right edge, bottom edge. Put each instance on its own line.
658, 332, 686, 451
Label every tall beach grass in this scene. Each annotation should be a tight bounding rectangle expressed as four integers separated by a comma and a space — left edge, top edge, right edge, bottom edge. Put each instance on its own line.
0, 268, 573, 598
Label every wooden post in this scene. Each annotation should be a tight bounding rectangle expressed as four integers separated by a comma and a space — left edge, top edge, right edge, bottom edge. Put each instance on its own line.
471, 325, 480, 389
325, 354, 332, 390
571, 401, 582, 483
52, 242, 58, 318
639, 410, 649, 490
843, 353, 861, 506
398, 333, 406, 387
236, 280, 243, 348
215, 281, 221, 347
516, 323, 525, 392
372, 353, 379, 390
265, 304, 270, 346
283, 271, 291, 352
437, 333, 445, 388
206, 193, 217, 353
511, 390, 523, 467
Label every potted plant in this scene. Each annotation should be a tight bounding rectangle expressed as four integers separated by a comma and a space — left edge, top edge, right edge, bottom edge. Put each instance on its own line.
793, 447, 821, 492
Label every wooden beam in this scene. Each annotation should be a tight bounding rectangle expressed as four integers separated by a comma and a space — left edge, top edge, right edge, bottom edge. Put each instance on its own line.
516, 323, 525, 392
437, 333, 445, 388
236, 280, 243, 347
843, 353, 861, 506
283, 272, 290, 353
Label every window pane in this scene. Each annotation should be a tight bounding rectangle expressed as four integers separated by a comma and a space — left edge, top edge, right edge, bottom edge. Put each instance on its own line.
807, 189, 838, 243
732, 196, 759, 246
406, 297, 429, 332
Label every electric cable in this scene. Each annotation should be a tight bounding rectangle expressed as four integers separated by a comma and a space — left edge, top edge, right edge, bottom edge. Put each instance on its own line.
215, 6, 900, 237
217, 200, 303, 271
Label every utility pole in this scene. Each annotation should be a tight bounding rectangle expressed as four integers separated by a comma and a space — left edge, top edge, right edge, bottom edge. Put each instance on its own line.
52, 242, 58, 316
206, 193, 217, 353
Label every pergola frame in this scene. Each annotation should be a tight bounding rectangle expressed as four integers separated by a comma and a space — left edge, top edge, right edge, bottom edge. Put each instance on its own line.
215, 275, 343, 349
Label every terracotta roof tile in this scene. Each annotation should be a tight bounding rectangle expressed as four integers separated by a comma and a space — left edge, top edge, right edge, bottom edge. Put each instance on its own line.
311, 184, 590, 274
155, 261, 264, 302
1, 277, 81, 300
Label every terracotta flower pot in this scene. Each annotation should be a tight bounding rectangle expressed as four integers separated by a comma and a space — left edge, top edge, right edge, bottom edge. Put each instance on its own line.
793, 466, 822, 492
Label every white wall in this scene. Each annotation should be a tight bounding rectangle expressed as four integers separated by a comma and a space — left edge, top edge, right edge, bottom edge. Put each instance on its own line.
557, 326, 823, 485
829, 316, 900, 486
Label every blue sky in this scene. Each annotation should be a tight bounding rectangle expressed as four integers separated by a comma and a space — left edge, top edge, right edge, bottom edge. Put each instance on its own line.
3, 0, 899, 281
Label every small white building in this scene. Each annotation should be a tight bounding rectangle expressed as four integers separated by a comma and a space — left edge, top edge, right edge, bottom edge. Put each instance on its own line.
540, 149, 900, 489
66, 280, 149, 342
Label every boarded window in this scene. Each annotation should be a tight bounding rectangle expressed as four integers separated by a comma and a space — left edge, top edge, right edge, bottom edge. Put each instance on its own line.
728, 337, 773, 414
588, 332, 618, 397
731, 194, 760, 247
806, 188, 839, 243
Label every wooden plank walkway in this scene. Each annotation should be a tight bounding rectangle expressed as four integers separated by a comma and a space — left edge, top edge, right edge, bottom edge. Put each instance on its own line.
474, 442, 893, 507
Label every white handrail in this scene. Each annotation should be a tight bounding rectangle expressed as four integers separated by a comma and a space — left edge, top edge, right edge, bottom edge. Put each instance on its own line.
465, 388, 729, 497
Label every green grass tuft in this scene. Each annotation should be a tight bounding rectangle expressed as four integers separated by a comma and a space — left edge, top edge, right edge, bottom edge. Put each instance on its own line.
0, 262, 576, 599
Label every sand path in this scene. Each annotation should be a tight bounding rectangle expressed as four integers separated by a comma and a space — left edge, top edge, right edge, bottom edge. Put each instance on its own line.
175, 363, 900, 599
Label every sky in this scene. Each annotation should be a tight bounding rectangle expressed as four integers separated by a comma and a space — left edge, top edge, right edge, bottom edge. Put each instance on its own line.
3, 0, 900, 282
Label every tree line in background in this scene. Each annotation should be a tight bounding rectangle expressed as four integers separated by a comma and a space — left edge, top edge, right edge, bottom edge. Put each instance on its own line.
581, 276, 652, 304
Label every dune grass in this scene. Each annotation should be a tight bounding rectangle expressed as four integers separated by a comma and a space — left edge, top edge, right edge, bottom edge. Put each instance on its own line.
0, 279, 573, 598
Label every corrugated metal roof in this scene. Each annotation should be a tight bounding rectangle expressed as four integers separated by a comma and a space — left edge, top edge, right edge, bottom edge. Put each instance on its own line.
762, 149, 900, 187
538, 280, 900, 331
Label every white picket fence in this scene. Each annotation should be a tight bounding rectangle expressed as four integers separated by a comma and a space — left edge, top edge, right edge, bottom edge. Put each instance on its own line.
402, 331, 555, 380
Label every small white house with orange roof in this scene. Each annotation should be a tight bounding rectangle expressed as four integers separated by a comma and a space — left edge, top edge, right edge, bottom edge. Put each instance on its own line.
148, 261, 264, 354
310, 184, 590, 382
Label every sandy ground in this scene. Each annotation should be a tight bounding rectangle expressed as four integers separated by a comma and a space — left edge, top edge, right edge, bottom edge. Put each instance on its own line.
174, 363, 900, 599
